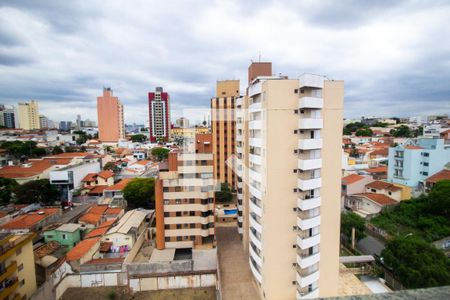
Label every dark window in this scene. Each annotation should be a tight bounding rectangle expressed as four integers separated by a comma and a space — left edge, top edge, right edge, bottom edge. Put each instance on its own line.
164, 212, 169, 217
176, 212, 182, 217
176, 224, 181, 229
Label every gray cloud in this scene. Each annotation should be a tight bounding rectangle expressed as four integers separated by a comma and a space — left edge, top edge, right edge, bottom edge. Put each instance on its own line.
0, 0, 449, 124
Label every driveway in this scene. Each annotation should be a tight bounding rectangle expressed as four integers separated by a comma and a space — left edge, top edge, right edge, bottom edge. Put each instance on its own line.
216, 225, 260, 300
357, 235, 385, 256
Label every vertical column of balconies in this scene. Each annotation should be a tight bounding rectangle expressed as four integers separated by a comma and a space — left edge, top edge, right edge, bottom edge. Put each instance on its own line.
294, 75, 325, 299
235, 97, 244, 235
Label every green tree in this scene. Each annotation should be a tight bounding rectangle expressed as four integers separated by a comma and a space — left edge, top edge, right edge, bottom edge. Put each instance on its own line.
131, 134, 147, 143
151, 147, 169, 161
390, 125, 412, 137
0, 178, 18, 206
427, 180, 450, 218
341, 212, 366, 242
372, 122, 389, 128
382, 236, 450, 288
215, 183, 233, 204
14, 179, 59, 205
64, 146, 79, 152
343, 122, 367, 135
355, 128, 373, 137
1, 140, 44, 159
123, 178, 155, 209
52, 146, 64, 155
103, 162, 120, 173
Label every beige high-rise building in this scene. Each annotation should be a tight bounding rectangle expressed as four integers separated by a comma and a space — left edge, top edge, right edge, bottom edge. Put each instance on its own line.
236, 63, 344, 299
97, 88, 125, 142
18, 100, 40, 130
211, 80, 239, 188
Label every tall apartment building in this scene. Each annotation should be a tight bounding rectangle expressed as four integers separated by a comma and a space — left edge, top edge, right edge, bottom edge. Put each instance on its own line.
0, 106, 17, 128
18, 100, 40, 130
148, 87, 170, 143
39, 115, 48, 129
155, 134, 215, 249
0, 233, 37, 300
236, 63, 344, 299
211, 80, 240, 188
97, 87, 125, 142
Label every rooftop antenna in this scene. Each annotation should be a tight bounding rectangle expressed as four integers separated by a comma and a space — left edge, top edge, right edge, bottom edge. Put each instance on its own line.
258, 51, 261, 62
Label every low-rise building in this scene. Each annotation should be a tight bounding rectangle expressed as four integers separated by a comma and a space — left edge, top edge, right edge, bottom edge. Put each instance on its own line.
365, 180, 403, 201
43, 223, 82, 250
66, 237, 101, 272
424, 169, 450, 193
0, 208, 61, 234
0, 233, 37, 300
341, 174, 373, 196
345, 193, 397, 219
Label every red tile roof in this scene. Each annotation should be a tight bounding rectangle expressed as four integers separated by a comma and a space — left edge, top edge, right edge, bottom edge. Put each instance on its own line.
89, 205, 108, 215
342, 174, 365, 185
425, 169, 450, 184
47, 152, 91, 158
0, 208, 60, 230
356, 193, 397, 206
87, 186, 107, 195
366, 166, 388, 173
104, 178, 132, 191
81, 173, 97, 182
84, 226, 110, 239
370, 148, 389, 156
0, 159, 69, 179
66, 237, 100, 261
97, 170, 114, 179
366, 180, 401, 191
78, 213, 103, 225
105, 207, 123, 216
405, 145, 423, 150
99, 219, 117, 228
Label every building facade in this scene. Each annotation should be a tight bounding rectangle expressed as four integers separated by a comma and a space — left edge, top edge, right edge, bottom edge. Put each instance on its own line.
211, 80, 240, 188
97, 87, 125, 142
18, 100, 40, 130
236, 64, 344, 299
148, 87, 170, 143
155, 134, 215, 249
387, 138, 450, 193
0, 233, 37, 300
2, 107, 17, 129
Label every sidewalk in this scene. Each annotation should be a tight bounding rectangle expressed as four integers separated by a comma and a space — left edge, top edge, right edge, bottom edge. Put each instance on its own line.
216, 225, 260, 300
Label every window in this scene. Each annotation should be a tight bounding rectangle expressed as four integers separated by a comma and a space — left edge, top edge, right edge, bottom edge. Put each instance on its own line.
190, 236, 195, 241
189, 198, 195, 204
16, 248, 22, 255
201, 160, 207, 166
423, 172, 428, 176
164, 200, 170, 205
423, 162, 429, 166
190, 223, 196, 228
62, 234, 67, 240
165, 237, 170, 242
190, 211, 195, 216
177, 236, 182, 241
18, 263, 24, 271
20, 279, 25, 287
164, 212, 169, 217
176, 224, 182, 229
164, 225, 170, 229
175, 199, 181, 204
176, 212, 182, 217
371, 189, 376, 193
163, 187, 169, 192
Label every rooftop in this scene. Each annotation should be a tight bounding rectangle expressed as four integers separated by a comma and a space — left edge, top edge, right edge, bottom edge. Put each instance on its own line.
55, 223, 82, 233
78, 213, 103, 225
0, 208, 60, 230
355, 193, 397, 206
366, 180, 401, 192
107, 209, 148, 235
104, 178, 132, 191
97, 170, 114, 179
366, 166, 388, 174
66, 237, 100, 261
342, 174, 366, 185
0, 159, 70, 178
425, 169, 450, 184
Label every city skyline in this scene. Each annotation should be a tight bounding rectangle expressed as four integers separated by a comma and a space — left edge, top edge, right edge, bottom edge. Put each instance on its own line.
1, 1, 450, 124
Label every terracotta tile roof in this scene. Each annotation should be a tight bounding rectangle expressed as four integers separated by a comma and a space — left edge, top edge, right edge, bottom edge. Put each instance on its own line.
81, 173, 97, 182
78, 213, 103, 225
97, 170, 114, 179
105, 208, 123, 216
99, 219, 117, 228
0, 159, 69, 179
0, 208, 60, 230
342, 174, 365, 185
425, 169, 450, 184
132, 160, 152, 166
355, 193, 397, 206
104, 178, 132, 191
366, 180, 401, 191
66, 237, 100, 261
84, 257, 124, 265
89, 205, 108, 215
404, 145, 423, 150
48, 152, 91, 158
366, 166, 388, 173
84, 226, 109, 239
87, 186, 107, 195
370, 148, 389, 156
34, 241, 61, 259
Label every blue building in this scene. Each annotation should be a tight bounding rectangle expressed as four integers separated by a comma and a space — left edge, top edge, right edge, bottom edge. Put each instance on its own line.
387, 138, 450, 194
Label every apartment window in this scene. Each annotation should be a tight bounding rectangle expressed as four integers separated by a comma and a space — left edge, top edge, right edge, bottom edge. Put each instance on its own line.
201, 160, 207, 166
163, 187, 169, 192
164, 212, 170, 217
165, 237, 170, 242
189, 186, 195, 191
371, 189, 376, 193
189, 211, 195, 216
189, 198, 195, 204
62, 234, 67, 240
176, 212, 182, 217
176, 224, 182, 229
177, 236, 182, 241
190, 223, 196, 228
423, 162, 429, 166
164, 200, 170, 205
18, 263, 24, 272
423, 172, 428, 176
176, 199, 181, 204
164, 225, 170, 229
190, 236, 195, 241
20, 279, 25, 287
16, 248, 22, 255
175, 187, 182, 192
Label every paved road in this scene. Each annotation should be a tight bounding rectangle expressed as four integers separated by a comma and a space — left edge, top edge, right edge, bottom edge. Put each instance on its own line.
216, 225, 260, 300
357, 235, 385, 256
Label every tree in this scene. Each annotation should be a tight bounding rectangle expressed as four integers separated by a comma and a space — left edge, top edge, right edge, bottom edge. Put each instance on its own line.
151, 147, 169, 161
52, 146, 64, 155
103, 162, 120, 173
382, 236, 450, 288
14, 179, 59, 205
0, 178, 18, 206
215, 183, 233, 204
343, 122, 367, 135
355, 128, 373, 137
1, 140, 45, 159
372, 122, 389, 128
341, 212, 366, 242
131, 134, 147, 143
427, 180, 450, 218
65, 146, 79, 152
390, 125, 412, 137
123, 178, 155, 209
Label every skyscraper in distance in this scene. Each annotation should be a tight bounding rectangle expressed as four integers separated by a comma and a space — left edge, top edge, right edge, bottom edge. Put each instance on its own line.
18, 100, 40, 130
97, 87, 125, 142
148, 87, 170, 143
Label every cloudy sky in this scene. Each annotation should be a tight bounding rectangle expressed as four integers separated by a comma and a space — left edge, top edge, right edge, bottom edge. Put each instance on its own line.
1, 0, 449, 124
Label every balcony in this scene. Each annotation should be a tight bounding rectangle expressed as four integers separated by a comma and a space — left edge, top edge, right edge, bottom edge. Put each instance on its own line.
249, 243, 263, 267
249, 138, 263, 148
297, 178, 321, 191
0, 261, 17, 283
298, 118, 323, 129
249, 120, 263, 130
299, 97, 323, 109
249, 228, 262, 251
249, 168, 262, 183
297, 233, 321, 250
299, 74, 325, 89
249, 153, 263, 165
297, 196, 321, 211
298, 139, 322, 150
296, 267, 320, 288
250, 213, 262, 233
297, 215, 321, 230
250, 197, 263, 217
297, 251, 320, 269
298, 158, 322, 171
249, 257, 263, 283
296, 287, 319, 299
249, 81, 262, 97
0, 278, 19, 300
249, 184, 262, 199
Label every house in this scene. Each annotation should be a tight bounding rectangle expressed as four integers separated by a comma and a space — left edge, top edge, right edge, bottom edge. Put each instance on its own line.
104, 207, 124, 220
424, 169, 450, 193
100, 209, 150, 262
0, 208, 61, 234
83, 219, 116, 239
43, 223, 82, 250
345, 193, 397, 219
77, 205, 108, 228
341, 174, 374, 196
0, 158, 71, 184
102, 178, 132, 207
365, 180, 403, 201
365, 166, 388, 180
80, 170, 115, 195
66, 237, 101, 271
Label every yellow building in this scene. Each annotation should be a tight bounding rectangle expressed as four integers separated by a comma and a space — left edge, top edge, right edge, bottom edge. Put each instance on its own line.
0, 233, 37, 300
170, 127, 210, 139
17, 100, 40, 130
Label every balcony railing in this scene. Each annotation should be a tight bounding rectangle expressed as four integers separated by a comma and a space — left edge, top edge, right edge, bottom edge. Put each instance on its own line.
0, 278, 19, 300
0, 261, 17, 284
